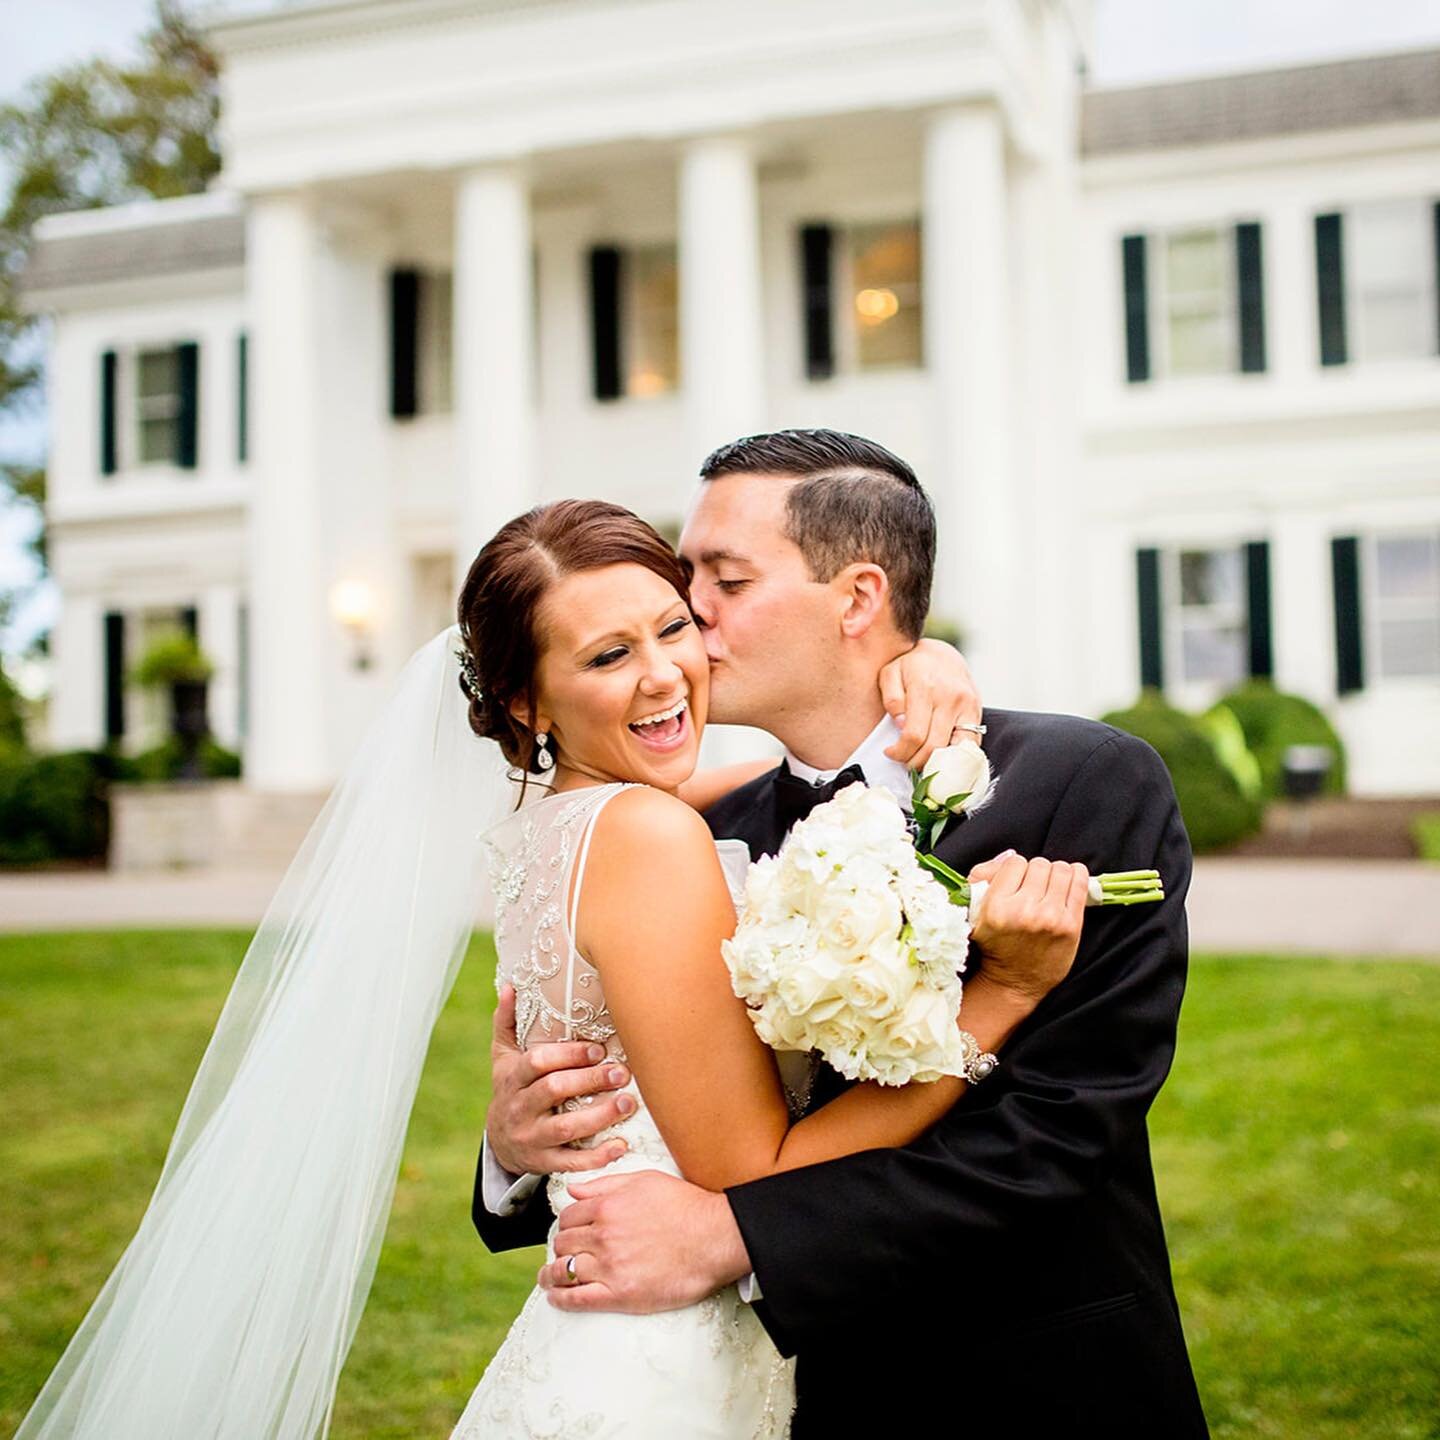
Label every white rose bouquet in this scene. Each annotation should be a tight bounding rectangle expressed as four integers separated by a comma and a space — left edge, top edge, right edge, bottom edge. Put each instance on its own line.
722, 782, 975, 1086
723, 751, 1167, 1088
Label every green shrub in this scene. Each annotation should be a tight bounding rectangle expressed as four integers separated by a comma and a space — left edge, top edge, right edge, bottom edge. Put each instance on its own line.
0, 662, 26, 750
1101, 690, 1264, 853
112, 737, 242, 783
0, 748, 109, 865
131, 631, 214, 688
1197, 703, 1263, 803
1413, 813, 1440, 864
1209, 680, 1346, 799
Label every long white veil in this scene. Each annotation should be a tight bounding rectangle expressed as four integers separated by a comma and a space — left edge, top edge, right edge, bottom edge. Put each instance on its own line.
16, 625, 517, 1439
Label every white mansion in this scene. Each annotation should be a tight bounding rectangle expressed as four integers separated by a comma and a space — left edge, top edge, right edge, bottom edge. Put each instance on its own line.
21, 1, 1440, 797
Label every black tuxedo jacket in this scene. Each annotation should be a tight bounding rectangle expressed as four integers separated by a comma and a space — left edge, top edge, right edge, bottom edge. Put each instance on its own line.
472, 709, 1209, 1436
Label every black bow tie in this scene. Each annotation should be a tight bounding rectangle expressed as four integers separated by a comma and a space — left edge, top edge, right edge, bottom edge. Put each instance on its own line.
773, 761, 867, 830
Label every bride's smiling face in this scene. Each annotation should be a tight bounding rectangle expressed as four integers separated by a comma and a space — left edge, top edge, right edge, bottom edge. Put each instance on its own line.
526, 562, 709, 792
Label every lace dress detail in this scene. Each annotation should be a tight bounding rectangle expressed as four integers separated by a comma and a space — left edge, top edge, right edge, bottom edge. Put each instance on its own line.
451, 785, 795, 1439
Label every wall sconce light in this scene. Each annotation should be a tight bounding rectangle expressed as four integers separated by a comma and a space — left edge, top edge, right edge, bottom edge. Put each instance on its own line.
329, 578, 377, 670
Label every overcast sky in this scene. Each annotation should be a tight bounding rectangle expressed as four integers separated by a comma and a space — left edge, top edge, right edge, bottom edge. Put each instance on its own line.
5, 0, 1440, 651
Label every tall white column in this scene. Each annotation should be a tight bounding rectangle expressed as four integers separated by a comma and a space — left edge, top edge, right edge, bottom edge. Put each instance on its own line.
454, 165, 535, 587
49, 591, 103, 749
924, 104, 1023, 703
679, 136, 765, 458
198, 582, 242, 749
245, 193, 329, 790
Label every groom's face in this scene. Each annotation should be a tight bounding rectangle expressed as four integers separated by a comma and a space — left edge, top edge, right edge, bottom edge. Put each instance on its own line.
679, 472, 837, 728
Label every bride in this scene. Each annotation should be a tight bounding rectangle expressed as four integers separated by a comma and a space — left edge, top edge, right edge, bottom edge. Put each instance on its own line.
14, 499, 1082, 1439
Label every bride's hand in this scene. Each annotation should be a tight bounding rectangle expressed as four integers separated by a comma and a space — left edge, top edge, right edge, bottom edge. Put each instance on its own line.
487, 985, 636, 1176
966, 853, 1089, 1007
879, 637, 982, 770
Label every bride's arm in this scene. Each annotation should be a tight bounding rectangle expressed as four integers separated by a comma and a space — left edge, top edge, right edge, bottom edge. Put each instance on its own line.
675, 759, 779, 813
580, 788, 1061, 1193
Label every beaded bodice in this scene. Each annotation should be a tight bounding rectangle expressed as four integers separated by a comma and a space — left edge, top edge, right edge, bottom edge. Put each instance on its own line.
484, 783, 633, 1064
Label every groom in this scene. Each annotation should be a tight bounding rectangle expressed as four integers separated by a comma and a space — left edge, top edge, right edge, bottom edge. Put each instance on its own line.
473, 430, 1208, 1436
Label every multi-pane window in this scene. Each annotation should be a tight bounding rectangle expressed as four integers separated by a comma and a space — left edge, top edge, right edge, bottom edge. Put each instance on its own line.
1122, 224, 1265, 383
1349, 200, 1437, 363
136, 348, 183, 464
799, 219, 923, 380
845, 221, 923, 372
1372, 530, 1440, 679
418, 271, 453, 414
623, 245, 680, 398
1161, 230, 1233, 377
1173, 547, 1248, 685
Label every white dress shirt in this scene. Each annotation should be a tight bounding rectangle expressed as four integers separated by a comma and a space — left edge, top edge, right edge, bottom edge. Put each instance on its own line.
480, 716, 914, 1284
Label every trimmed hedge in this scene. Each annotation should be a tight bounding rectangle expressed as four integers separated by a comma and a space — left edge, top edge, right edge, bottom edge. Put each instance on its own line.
0, 740, 242, 867
113, 738, 242, 783
0, 747, 110, 865
1208, 681, 1347, 799
1101, 691, 1264, 854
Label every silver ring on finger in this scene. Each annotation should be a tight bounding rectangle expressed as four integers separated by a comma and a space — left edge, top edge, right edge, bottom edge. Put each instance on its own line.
951, 722, 987, 738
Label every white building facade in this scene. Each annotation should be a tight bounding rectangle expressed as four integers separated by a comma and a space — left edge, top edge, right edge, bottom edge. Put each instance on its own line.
21, 1, 1440, 797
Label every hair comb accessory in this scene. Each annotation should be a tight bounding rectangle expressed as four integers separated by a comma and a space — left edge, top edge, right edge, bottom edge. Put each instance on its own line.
455, 647, 484, 703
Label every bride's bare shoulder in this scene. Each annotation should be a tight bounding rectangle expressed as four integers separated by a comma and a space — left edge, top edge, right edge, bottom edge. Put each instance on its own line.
596, 783, 714, 855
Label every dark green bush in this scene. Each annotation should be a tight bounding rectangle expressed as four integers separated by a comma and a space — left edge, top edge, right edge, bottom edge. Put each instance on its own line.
112, 737, 242, 783
1101, 690, 1264, 854
1208, 680, 1347, 799
0, 663, 26, 750
0, 747, 110, 865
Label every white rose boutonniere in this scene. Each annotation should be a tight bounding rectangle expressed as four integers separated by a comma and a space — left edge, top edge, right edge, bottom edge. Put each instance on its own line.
911, 739, 992, 850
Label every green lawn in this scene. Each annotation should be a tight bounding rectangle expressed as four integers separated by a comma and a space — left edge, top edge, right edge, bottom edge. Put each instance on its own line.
1, 934, 1437, 1438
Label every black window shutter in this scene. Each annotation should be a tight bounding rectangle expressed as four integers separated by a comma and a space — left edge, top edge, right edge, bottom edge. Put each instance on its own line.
1121, 235, 1150, 383
1136, 547, 1164, 689
1315, 213, 1347, 366
389, 268, 420, 418
800, 224, 835, 381
176, 341, 200, 470
1331, 536, 1364, 695
589, 246, 623, 401
1432, 201, 1440, 354
104, 611, 126, 742
237, 601, 249, 740
1236, 223, 1267, 373
236, 331, 249, 464
1244, 540, 1273, 679
100, 350, 118, 476
180, 606, 199, 640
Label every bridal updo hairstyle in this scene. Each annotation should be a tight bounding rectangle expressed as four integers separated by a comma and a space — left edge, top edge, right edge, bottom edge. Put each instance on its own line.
456, 499, 691, 774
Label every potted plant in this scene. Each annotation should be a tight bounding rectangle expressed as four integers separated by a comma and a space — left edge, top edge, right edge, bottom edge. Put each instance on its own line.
132, 632, 216, 781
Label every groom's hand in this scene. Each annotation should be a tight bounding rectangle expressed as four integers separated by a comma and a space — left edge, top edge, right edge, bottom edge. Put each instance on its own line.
540, 1171, 751, 1314
967, 852, 1089, 1006
880, 637, 983, 770
487, 984, 635, 1176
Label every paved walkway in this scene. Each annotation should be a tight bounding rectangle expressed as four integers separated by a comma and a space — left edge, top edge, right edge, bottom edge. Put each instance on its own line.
1185, 857, 1440, 958
1, 858, 1437, 957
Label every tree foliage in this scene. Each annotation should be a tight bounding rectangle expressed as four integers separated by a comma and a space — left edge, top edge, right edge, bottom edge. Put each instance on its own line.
0, 1, 220, 621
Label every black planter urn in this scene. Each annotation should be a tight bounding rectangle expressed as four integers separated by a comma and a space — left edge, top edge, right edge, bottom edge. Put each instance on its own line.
170, 679, 211, 781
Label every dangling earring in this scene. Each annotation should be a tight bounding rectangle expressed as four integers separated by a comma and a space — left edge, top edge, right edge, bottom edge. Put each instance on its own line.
534, 732, 554, 771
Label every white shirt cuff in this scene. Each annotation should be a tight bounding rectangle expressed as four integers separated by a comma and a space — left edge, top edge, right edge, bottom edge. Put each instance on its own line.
737, 1271, 762, 1303
481, 1135, 543, 1215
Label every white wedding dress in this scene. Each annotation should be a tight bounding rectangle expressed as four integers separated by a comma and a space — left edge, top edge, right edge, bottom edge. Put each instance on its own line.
451, 783, 796, 1439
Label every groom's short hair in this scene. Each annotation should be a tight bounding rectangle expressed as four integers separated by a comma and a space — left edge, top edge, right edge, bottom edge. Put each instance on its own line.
699, 429, 936, 640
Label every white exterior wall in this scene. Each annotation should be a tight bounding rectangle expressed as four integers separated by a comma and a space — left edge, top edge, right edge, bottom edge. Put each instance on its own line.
43, 264, 249, 751
1081, 122, 1440, 793
26, 2, 1440, 797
